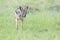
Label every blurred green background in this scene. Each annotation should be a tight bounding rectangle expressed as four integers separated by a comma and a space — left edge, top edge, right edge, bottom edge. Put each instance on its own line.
0, 0, 60, 40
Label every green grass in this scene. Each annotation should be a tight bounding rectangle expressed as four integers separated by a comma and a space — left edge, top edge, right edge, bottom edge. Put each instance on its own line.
0, 0, 60, 40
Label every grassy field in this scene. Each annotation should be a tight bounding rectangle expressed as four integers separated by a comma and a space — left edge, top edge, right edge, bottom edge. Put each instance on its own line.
0, 0, 60, 40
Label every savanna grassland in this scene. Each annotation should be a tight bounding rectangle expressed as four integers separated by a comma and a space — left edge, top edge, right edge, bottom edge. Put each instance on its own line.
0, 0, 60, 40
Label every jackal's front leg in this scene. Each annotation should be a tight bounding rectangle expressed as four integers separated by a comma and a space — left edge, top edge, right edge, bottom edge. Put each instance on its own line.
16, 18, 18, 29
22, 20, 24, 28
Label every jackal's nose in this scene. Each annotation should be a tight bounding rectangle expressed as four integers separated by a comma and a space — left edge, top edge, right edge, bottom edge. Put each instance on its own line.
22, 12, 26, 17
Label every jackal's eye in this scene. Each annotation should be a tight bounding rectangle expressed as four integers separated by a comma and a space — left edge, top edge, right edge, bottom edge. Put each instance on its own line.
26, 6, 28, 9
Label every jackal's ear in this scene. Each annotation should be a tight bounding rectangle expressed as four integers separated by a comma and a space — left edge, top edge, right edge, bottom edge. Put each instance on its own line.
26, 6, 28, 9
19, 6, 23, 11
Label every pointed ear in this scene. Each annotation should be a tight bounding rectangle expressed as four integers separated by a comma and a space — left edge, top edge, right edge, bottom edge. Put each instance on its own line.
26, 6, 28, 9
19, 6, 23, 11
